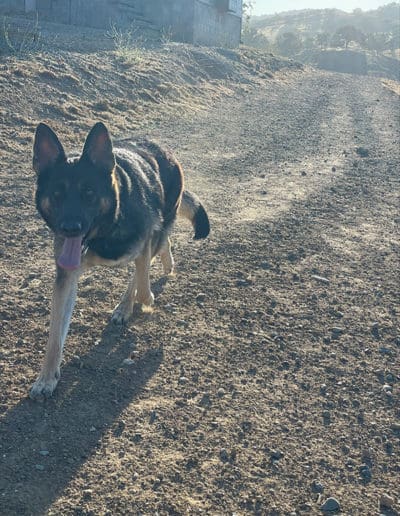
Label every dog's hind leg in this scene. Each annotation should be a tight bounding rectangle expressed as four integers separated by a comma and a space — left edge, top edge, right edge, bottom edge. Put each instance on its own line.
30, 268, 79, 400
159, 237, 174, 275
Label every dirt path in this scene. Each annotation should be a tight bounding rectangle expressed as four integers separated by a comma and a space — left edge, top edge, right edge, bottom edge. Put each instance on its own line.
0, 70, 399, 515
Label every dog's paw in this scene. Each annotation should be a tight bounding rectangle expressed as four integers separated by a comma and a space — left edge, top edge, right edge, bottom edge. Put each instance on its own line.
136, 291, 154, 307
30, 372, 60, 401
111, 302, 132, 325
161, 256, 174, 276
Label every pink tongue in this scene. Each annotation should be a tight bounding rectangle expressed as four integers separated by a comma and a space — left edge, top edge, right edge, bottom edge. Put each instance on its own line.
57, 236, 83, 270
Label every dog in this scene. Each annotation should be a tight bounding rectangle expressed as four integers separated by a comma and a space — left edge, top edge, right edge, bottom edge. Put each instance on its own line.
30, 122, 209, 400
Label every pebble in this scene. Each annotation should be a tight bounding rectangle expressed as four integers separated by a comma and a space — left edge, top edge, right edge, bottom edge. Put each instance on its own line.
35, 464, 45, 471
380, 493, 394, 509
178, 376, 188, 385
217, 388, 226, 397
342, 444, 350, 455
356, 146, 369, 157
322, 410, 331, 420
39, 450, 49, 456
320, 384, 328, 395
219, 448, 229, 462
241, 420, 252, 433
270, 450, 284, 460
122, 358, 135, 366
359, 464, 372, 481
311, 479, 324, 493
311, 274, 330, 284
196, 293, 207, 303
321, 497, 340, 512
382, 384, 392, 393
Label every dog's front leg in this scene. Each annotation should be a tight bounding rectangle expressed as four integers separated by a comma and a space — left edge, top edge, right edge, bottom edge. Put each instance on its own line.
30, 267, 79, 400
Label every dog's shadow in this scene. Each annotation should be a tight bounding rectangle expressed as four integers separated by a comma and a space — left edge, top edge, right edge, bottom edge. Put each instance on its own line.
0, 278, 171, 514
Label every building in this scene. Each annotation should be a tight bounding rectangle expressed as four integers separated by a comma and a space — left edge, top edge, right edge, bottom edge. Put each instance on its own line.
0, 0, 243, 47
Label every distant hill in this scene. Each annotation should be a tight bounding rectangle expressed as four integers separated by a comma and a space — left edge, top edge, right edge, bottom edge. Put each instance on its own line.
250, 3, 400, 41
243, 2, 399, 80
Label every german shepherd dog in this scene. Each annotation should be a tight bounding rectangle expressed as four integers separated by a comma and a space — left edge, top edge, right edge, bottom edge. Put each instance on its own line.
30, 122, 209, 400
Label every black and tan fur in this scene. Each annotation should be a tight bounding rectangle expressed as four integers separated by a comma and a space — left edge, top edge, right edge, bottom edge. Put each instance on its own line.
30, 122, 209, 400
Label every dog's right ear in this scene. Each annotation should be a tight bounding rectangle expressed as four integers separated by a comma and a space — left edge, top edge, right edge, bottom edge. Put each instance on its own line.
33, 123, 66, 174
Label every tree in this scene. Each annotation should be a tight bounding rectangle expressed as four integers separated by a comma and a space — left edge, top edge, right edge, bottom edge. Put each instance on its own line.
365, 32, 388, 54
242, 27, 271, 50
332, 25, 366, 49
275, 31, 303, 57
316, 32, 330, 50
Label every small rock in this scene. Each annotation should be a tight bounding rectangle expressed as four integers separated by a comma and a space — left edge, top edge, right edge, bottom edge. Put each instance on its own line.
301, 170, 307, 176
311, 275, 330, 285
356, 147, 369, 157
331, 166, 336, 172
270, 450, 284, 461
196, 293, 207, 303
321, 497, 340, 512
382, 384, 392, 393
361, 448, 373, 461
39, 450, 49, 456
219, 448, 229, 462
178, 376, 188, 385
371, 322, 380, 338
132, 433, 142, 443
320, 384, 328, 395
331, 327, 344, 334
359, 464, 372, 481
217, 388, 226, 397
82, 489, 93, 500
122, 358, 135, 366
35, 464, 45, 471
241, 420, 252, 433
236, 278, 252, 287
89, 426, 96, 432
390, 422, 400, 432
198, 393, 212, 407
380, 493, 394, 509
312, 479, 324, 493
322, 410, 331, 420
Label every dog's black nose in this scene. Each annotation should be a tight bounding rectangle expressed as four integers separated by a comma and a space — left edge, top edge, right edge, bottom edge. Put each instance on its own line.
60, 221, 83, 236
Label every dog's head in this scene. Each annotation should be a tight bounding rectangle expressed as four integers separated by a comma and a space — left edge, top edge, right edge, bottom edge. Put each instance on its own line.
33, 122, 119, 270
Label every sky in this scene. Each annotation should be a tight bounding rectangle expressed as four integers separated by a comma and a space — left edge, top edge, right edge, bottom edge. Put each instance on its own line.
251, 0, 396, 16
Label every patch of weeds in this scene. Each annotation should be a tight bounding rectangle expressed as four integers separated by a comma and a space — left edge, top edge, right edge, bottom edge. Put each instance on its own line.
107, 22, 147, 66
1, 14, 42, 55
160, 26, 173, 45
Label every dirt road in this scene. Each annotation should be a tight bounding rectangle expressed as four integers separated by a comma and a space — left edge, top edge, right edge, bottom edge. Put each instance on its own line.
0, 70, 399, 514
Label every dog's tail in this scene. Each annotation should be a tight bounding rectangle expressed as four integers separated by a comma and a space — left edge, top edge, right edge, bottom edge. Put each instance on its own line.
178, 190, 210, 240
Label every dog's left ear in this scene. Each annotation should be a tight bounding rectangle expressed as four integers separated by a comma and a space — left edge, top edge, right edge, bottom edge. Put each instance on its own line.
82, 122, 115, 171
33, 123, 67, 174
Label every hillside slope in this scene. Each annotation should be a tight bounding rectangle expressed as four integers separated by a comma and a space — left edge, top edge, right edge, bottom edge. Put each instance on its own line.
251, 3, 400, 40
